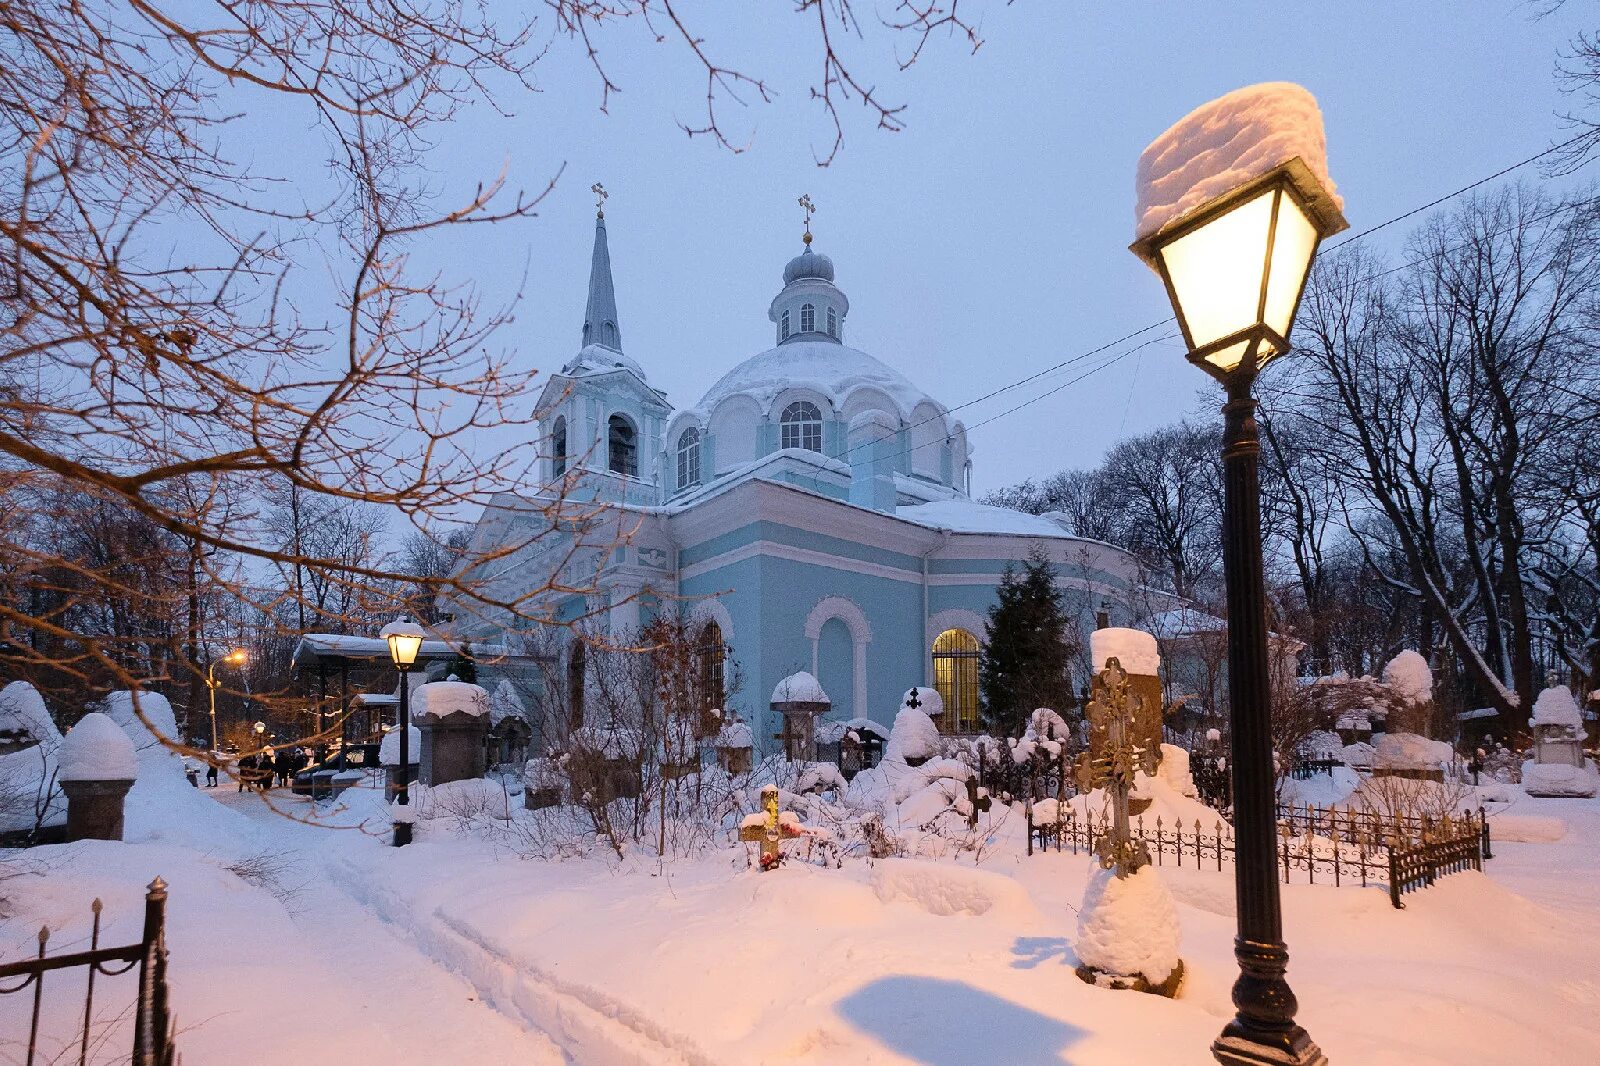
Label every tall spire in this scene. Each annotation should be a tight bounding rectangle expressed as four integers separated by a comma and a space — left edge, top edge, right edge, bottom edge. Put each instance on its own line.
582, 183, 621, 351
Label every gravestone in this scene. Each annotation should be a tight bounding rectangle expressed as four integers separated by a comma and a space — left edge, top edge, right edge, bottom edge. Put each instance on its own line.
415, 680, 490, 786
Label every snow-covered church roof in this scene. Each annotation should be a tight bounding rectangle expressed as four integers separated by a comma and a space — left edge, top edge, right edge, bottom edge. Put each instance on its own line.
697, 340, 937, 421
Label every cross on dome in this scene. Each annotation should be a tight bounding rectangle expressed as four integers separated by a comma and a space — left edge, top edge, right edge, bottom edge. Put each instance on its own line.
798, 193, 816, 246
592, 182, 608, 219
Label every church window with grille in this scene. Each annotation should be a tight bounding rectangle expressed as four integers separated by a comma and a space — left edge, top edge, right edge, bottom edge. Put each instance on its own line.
826, 306, 838, 338
608, 414, 638, 477
780, 401, 823, 452
780, 309, 790, 341
698, 621, 725, 710
932, 628, 980, 733
800, 303, 816, 333
676, 426, 701, 491
551, 416, 568, 477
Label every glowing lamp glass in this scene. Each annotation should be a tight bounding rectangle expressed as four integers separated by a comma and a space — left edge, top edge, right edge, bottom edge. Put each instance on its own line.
1136, 163, 1340, 382
386, 632, 423, 667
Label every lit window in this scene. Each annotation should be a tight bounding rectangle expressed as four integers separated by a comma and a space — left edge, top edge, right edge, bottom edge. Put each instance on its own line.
932, 628, 980, 733
608, 414, 637, 477
780, 401, 823, 452
826, 306, 838, 338
676, 426, 701, 490
551, 415, 567, 477
780, 309, 790, 341
800, 303, 816, 333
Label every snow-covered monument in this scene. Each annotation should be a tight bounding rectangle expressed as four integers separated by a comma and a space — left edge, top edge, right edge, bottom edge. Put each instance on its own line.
1522, 686, 1598, 797
448, 198, 1147, 751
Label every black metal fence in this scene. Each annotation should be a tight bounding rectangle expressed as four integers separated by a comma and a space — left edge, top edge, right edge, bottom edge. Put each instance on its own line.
0, 878, 178, 1066
1027, 803, 1488, 908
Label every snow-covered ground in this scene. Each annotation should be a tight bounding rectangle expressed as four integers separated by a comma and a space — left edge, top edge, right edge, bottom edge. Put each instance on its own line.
4, 776, 1599, 1065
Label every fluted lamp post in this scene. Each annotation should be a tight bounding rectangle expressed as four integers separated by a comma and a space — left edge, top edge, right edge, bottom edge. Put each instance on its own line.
381, 617, 425, 847
1130, 86, 1347, 1066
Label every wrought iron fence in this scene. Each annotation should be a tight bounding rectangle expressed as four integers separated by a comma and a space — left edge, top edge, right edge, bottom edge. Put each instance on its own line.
1026, 804, 1487, 907
0, 878, 179, 1066
1275, 803, 1492, 857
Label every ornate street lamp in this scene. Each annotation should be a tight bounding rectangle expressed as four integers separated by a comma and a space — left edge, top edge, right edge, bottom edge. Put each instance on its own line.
1131, 85, 1346, 1066
381, 617, 426, 847
206, 648, 246, 753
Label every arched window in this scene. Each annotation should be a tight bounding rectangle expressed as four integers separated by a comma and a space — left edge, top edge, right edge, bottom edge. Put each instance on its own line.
676, 426, 701, 490
698, 620, 724, 711
608, 414, 637, 477
780, 309, 791, 341
826, 306, 838, 338
932, 628, 980, 734
800, 303, 816, 333
780, 400, 823, 452
551, 415, 568, 477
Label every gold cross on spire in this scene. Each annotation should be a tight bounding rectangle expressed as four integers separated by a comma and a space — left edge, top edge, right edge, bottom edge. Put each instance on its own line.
798, 193, 816, 246
592, 182, 608, 219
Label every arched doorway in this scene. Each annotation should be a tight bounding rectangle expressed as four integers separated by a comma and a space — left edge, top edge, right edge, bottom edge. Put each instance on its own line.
932, 628, 980, 734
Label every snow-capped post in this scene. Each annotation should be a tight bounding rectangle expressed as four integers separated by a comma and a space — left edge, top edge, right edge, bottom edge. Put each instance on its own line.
59, 712, 138, 842
1131, 82, 1347, 1066
414, 679, 491, 787
381, 617, 426, 847
770, 672, 830, 762
1072, 658, 1181, 996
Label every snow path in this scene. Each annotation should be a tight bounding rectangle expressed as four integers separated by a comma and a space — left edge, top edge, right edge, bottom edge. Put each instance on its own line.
191, 788, 570, 1065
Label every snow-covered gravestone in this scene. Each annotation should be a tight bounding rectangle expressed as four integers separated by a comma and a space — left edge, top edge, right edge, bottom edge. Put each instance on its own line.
1073, 659, 1183, 997
770, 671, 830, 762
1522, 686, 1598, 798
59, 712, 138, 842
380, 723, 420, 800
414, 680, 490, 787
887, 689, 941, 768
714, 713, 754, 775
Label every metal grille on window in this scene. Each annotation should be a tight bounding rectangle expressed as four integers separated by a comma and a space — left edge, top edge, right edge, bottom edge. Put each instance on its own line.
780, 401, 823, 452
699, 621, 724, 710
552, 416, 567, 477
826, 306, 838, 338
781, 309, 790, 341
800, 303, 816, 333
932, 628, 980, 733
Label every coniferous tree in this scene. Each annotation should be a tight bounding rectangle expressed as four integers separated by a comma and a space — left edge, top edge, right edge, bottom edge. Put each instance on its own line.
980, 549, 1076, 736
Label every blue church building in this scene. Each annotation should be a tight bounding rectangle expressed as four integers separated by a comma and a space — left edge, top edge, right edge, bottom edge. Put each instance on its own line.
455, 205, 1146, 749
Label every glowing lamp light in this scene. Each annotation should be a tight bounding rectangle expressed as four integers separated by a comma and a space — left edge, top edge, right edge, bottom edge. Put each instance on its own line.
380, 617, 426, 668
1130, 158, 1348, 381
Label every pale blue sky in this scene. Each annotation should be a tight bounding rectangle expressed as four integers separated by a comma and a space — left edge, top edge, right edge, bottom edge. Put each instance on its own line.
384, 1, 1591, 494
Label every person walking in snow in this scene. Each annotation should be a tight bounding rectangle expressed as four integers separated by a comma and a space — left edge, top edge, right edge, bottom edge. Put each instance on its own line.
205, 757, 219, 787
236, 752, 255, 792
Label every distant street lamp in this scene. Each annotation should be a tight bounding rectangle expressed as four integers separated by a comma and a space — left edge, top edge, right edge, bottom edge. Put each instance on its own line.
206, 649, 247, 753
1131, 108, 1347, 1066
381, 617, 426, 847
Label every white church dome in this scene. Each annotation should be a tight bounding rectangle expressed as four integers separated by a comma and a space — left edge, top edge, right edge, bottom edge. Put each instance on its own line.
697, 339, 936, 420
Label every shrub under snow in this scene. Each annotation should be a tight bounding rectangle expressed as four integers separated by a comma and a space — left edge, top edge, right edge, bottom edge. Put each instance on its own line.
380, 725, 421, 765
1075, 864, 1181, 986
1382, 650, 1434, 706
886, 707, 941, 764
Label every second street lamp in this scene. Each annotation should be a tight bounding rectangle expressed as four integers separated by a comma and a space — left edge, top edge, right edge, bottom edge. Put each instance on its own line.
206, 648, 247, 754
1130, 83, 1347, 1066
381, 617, 426, 847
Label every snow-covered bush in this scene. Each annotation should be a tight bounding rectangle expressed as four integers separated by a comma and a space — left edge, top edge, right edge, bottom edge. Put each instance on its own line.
379, 725, 421, 765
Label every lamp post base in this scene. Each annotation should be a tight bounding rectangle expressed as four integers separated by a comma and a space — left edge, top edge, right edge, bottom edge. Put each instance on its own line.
393, 821, 412, 847
1212, 1028, 1327, 1066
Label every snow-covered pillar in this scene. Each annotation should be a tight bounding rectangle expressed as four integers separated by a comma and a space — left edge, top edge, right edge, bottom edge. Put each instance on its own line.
59, 712, 138, 842
415, 681, 490, 786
